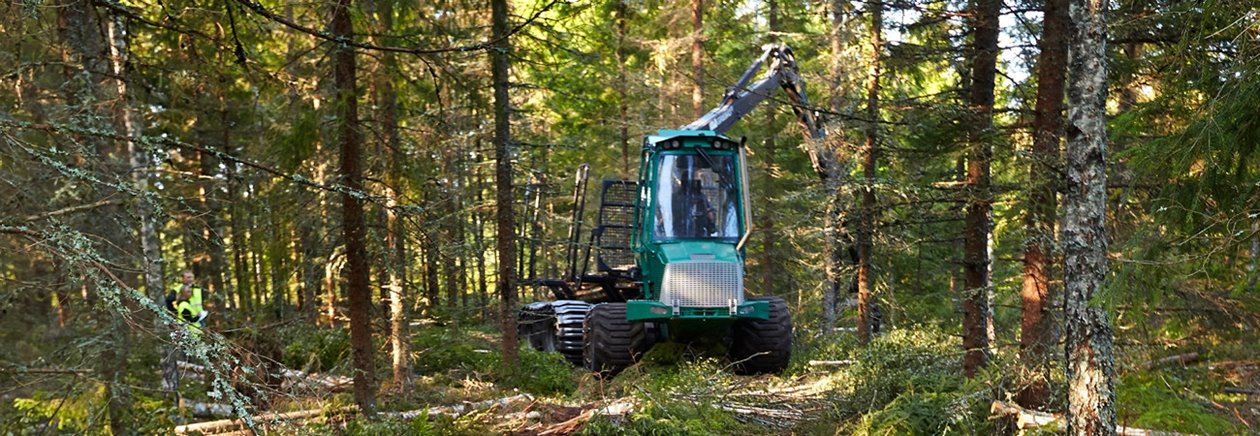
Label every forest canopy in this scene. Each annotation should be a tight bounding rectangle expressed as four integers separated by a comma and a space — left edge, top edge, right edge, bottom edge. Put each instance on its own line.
1, 0, 1257, 434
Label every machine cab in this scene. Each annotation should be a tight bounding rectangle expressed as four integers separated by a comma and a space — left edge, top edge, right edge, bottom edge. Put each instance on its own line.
629, 130, 766, 321
636, 130, 750, 249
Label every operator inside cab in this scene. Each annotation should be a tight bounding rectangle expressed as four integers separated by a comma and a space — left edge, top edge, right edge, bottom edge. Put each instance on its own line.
654, 153, 740, 240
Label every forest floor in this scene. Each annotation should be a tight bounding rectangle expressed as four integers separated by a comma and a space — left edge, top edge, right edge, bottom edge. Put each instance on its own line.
4, 298, 1259, 434
160, 314, 1260, 435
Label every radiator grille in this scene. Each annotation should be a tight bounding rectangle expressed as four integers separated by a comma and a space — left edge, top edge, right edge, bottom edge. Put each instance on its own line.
660, 261, 743, 308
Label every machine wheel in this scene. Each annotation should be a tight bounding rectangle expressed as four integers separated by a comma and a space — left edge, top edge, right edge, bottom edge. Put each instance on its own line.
553, 301, 591, 365
583, 303, 646, 376
518, 303, 557, 352
729, 296, 793, 375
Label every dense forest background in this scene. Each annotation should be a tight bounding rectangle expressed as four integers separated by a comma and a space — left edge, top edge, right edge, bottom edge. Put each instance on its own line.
1, 0, 1258, 434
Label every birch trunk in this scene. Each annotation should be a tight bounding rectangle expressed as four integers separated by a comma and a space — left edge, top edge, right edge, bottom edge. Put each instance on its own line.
1064, 0, 1116, 432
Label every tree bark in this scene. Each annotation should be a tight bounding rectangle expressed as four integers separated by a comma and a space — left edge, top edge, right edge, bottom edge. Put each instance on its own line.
374, 0, 410, 390
759, 0, 779, 297
962, 0, 1001, 378
1019, 0, 1069, 409
491, 0, 519, 367
821, 0, 852, 332
1064, 0, 1116, 433
856, 0, 881, 345
691, 0, 704, 119
331, 0, 375, 414
616, 0, 630, 175
59, 1, 134, 430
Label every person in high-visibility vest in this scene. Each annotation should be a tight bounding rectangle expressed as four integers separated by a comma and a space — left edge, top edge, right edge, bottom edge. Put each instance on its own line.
168, 269, 206, 328
175, 287, 206, 339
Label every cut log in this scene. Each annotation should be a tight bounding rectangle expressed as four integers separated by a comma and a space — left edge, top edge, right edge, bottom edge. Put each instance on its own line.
0, 367, 92, 375
990, 401, 1188, 435
991, 400, 1063, 430
385, 393, 534, 420
1224, 387, 1260, 395
174, 407, 339, 434
182, 400, 234, 418
177, 361, 351, 392
1137, 352, 1200, 371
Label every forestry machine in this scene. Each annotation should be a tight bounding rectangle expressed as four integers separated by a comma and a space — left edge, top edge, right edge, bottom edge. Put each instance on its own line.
518, 44, 826, 375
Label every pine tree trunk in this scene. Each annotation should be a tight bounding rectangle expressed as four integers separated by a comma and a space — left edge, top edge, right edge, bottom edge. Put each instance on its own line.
821, 0, 852, 332
59, 1, 134, 430
759, 0, 779, 296
616, 1, 630, 175
374, 0, 410, 390
857, 0, 882, 345
962, 0, 1001, 378
331, 0, 376, 414
1019, 0, 1068, 409
691, 0, 704, 119
491, 0, 519, 367
1064, 0, 1116, 432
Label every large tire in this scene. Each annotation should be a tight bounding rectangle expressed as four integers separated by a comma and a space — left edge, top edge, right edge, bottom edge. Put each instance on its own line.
583, 303, 646, 376
518, 303, 557, 352
729, 296, 793, 375
553, 301, 591, 365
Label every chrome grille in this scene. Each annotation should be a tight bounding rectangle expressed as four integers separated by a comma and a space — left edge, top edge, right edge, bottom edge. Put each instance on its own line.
660, 261, 743, 308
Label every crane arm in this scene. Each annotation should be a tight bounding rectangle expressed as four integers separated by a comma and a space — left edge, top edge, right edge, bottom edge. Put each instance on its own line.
682, 44, 826, 143
681, 44, 831, 176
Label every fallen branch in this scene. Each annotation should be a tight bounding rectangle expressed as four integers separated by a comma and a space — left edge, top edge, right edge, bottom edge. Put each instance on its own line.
182, 400, 234, 418
991, 400, 1062, 430
175, 407, 343, 434
1137, 353, 1200, 371
990, 401, 1188, 435
385, 393, 535, 420
0, 367, 92, 375
536, 400, 634, 435
1223, 387, 1260, 396
177, 361, 350, 392
807, 360, 855, 367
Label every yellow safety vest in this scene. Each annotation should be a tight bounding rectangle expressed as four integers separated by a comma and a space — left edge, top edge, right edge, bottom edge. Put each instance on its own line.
176, 300, 202, 337
170, 282, 204, 316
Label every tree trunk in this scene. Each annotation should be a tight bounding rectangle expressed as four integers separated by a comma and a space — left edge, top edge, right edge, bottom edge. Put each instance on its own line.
491, 0, 519, 367
856, 0, 881, 345
760, 0, 779, 297
1064, 0, 1116, 433
59, 1, 134, 431
962, 0, 1000, 378
691, 0, 704, 119
616, 1, 631, 175
821, 0, 852, 332
1018, 0, 1068, 410
374, 0, 410, 390
331, 0, 375, 414
1249, 220, 1258, 291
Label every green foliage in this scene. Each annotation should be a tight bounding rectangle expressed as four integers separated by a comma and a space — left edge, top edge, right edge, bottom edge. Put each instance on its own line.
280, 327, 351, 374
580, 359, 751, 436
845, 328, 964, 414
850, 390, 987, 436
411, 327, 499, 375
407, 325, 579, 396
504, 348, 579, 396
9, 385, 101, 433
1117, 373, 1239, 434
7, 384, 175, 434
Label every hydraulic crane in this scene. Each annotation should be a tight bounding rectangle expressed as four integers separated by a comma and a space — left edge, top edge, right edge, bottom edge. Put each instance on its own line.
518, 44, 827, 375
